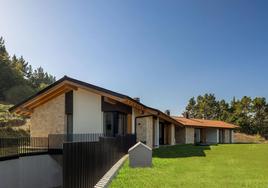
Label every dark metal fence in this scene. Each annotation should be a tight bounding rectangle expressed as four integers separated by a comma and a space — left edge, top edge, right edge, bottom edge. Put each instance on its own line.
48, 133, 104, 149
63, 134, 136, 188
0, 133, 136, 188
0, 134, 106, 159
0, 137, 48, 160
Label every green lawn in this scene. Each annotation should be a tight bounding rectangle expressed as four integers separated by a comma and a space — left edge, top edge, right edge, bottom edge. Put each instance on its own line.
110, 144, 268, 188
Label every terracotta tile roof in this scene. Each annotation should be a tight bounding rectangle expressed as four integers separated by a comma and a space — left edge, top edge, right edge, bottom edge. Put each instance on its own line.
172, 116, 238, 129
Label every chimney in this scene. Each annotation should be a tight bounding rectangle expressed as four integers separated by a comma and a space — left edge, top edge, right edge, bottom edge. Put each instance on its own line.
184, 112, 189, 119
165, 110, 170, 116
133, 97, 140, 103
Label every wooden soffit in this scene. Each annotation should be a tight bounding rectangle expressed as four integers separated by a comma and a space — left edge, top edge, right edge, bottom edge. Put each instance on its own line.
14, 82, 78, 115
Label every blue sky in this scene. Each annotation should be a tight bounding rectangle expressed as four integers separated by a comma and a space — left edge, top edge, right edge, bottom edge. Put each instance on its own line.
1, 0, 268, 115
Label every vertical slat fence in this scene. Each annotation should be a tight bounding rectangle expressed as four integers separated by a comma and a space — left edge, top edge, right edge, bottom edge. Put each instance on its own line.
63, 134, 136, 188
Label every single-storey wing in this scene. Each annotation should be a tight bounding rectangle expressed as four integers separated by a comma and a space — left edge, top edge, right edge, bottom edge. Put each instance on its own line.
173, 117, 238, 144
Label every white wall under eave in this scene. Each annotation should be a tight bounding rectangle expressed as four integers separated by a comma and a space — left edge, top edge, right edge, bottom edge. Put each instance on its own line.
206, 128, 219, 144
73, 88, 103, 134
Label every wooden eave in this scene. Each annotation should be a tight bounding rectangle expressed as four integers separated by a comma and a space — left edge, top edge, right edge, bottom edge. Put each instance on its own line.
10, 76, 183, 127
13, 82, 78, 115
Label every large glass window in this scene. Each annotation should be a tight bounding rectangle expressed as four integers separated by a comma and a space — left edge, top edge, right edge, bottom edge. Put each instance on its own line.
103, 112, 127, 137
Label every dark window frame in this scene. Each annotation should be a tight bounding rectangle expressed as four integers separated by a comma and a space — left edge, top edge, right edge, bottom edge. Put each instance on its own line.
103, 111, 127, 137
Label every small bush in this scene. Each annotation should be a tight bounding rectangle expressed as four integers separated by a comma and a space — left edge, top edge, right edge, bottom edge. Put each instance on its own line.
0, 126, 29, 138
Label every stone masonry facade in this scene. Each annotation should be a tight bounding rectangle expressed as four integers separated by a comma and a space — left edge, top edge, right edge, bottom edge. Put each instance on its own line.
136, 117, 147, 143
145, 116, 153, 148
30, 94, 66, 137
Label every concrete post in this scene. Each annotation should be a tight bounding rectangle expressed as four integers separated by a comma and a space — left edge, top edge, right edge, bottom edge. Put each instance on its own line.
230, 130, 234, 143
131, 108, 136, 134
171, 124, 175, 145
128, 142, 152, 168
216, 129, 219, 143
155, 117, 159, 147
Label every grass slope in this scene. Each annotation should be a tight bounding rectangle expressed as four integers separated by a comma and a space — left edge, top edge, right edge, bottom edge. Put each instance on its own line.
110, 144, 268, 188
0, 104, 25, 127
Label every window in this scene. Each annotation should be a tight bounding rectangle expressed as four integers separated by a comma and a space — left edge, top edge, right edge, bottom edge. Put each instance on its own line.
103, 112, 127, 137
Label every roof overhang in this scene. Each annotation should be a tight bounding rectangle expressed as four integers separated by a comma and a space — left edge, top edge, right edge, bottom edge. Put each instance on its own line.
172, 117, 238, 129
185, 125, 238, 129
10, 81, 78, 116
9, 76, 182, 127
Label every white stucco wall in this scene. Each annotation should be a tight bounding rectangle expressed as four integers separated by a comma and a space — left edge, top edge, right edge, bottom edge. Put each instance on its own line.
185, 127, 195, 144
206, 128, 219, 144
154, 118, 159, 147
224, 129, 231, 143
73, 88, 103, 134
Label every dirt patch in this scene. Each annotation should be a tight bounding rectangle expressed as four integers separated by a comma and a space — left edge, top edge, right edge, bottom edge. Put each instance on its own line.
234, 132, 267, 143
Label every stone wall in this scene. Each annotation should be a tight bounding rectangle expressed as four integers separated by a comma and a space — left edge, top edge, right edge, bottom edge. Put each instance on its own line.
136, 117, 147, 143
145, 116, 153, 148
30, 94, 66, 137
131, 108, 151, 134
136, 116, 154, 148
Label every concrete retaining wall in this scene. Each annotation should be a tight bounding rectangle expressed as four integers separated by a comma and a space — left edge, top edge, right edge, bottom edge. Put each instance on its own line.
0, 154, 62, 188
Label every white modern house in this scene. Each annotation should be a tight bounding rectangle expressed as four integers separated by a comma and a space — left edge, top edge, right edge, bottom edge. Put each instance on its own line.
10, 76, 237, 148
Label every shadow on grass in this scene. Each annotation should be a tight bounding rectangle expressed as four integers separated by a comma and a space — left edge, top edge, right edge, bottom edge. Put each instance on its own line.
153, 144, 211, 158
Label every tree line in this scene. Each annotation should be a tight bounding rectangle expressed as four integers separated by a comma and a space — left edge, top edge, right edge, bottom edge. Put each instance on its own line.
0, 37, 56, 104
184, 94, 268, 136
